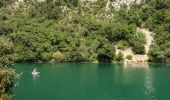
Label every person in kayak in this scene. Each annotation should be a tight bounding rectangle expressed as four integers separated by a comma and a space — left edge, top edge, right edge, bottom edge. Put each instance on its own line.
33, 68, 37, 73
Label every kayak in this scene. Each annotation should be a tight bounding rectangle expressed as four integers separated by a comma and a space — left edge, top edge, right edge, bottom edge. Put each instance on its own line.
32, 72, 40, 75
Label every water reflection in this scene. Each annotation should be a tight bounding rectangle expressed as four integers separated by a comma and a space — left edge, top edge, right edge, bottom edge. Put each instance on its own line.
144, 68, 155, 99
124, 63, 149, 68
32, 75, 40, 84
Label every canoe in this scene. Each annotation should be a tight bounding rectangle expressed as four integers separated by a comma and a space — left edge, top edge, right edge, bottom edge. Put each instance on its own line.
32, 72, 40, 75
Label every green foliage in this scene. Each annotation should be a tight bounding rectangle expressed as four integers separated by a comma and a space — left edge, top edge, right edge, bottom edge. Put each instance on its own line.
52, 51, 65, 62
97, 43, 115, 62
140, 0, 170, 63
112, 0, 170, 62
0, 0, 14, 8
64, 0, 79, 7
0, 0, 152, 63
148, 43, 170, 63
126, 55, 133, 60
0, 36, 18, 99
129, 32, 146, 54
115, 5, 143, 27
0, 23, 13, 35
116, 41, 129, 50
111, 23, 137, 42
116, 52, 124, 62
0, 0, 169, 66
0, 67, 18, 100
67, 47, 86, 62
0, 36, 14, 65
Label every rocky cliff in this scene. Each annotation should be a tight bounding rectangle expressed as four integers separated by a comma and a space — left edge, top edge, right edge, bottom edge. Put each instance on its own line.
82, 0, 145, 10
112, 0, 145, 10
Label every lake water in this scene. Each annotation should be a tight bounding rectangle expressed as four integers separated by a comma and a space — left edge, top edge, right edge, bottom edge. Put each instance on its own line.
12, 63, 170, 100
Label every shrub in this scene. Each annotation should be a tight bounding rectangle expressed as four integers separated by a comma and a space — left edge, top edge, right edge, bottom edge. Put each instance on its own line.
129, 32, 146, 54
0, 68, 19, 100
96, 44, 116, 62
52, 51, 65, 62
126, 55, 133, 60
116, 51, 124, 62
116, 41, 129, 50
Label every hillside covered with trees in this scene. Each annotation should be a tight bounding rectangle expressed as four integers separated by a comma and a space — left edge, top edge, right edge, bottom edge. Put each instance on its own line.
0, 0, 169, 63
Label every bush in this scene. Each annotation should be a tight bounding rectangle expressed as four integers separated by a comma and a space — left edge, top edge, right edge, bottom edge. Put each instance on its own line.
112, 23, 136, 42
96, 43, 116, 62
97, 52, 112, 62
41, 52, 52, 62
126, 55, 133, 60
148, 44, 170, 63
132, 43, 146, 54
52, 51, 65, 62
0, 68, 19, 100
129, 32, 146, 54
116, 41, 129, 50
116, 51, 124, 62
0, 36, 18, 100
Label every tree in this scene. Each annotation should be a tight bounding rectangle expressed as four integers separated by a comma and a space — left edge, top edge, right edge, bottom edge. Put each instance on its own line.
97, 43, 116, 62
52, 51, 65, 62
116, 51, 124, 62
111, 23, 136, 42
0, 36, 14, 65
129, 32, 146, 54
0, 36, 18, 100
126, 55, 133, 60
0, 0, 14, 8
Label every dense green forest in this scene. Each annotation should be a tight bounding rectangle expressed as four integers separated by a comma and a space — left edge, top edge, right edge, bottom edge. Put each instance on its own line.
0, 0, 170, 64
0, 0, 170, 99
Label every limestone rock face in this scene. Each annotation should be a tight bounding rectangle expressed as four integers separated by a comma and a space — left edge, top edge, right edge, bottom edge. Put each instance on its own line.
112, 0, 145, 10
15, 0, 145, 11
81, 0, 145, 10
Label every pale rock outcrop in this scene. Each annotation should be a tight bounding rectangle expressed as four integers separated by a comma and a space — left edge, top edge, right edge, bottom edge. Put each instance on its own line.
115, 28, 154, 63
81, 0, 145, 10
107, 0, 145, 10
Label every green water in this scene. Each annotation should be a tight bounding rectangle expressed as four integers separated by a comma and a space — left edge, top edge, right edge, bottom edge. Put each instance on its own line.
12, 63, 170, 100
